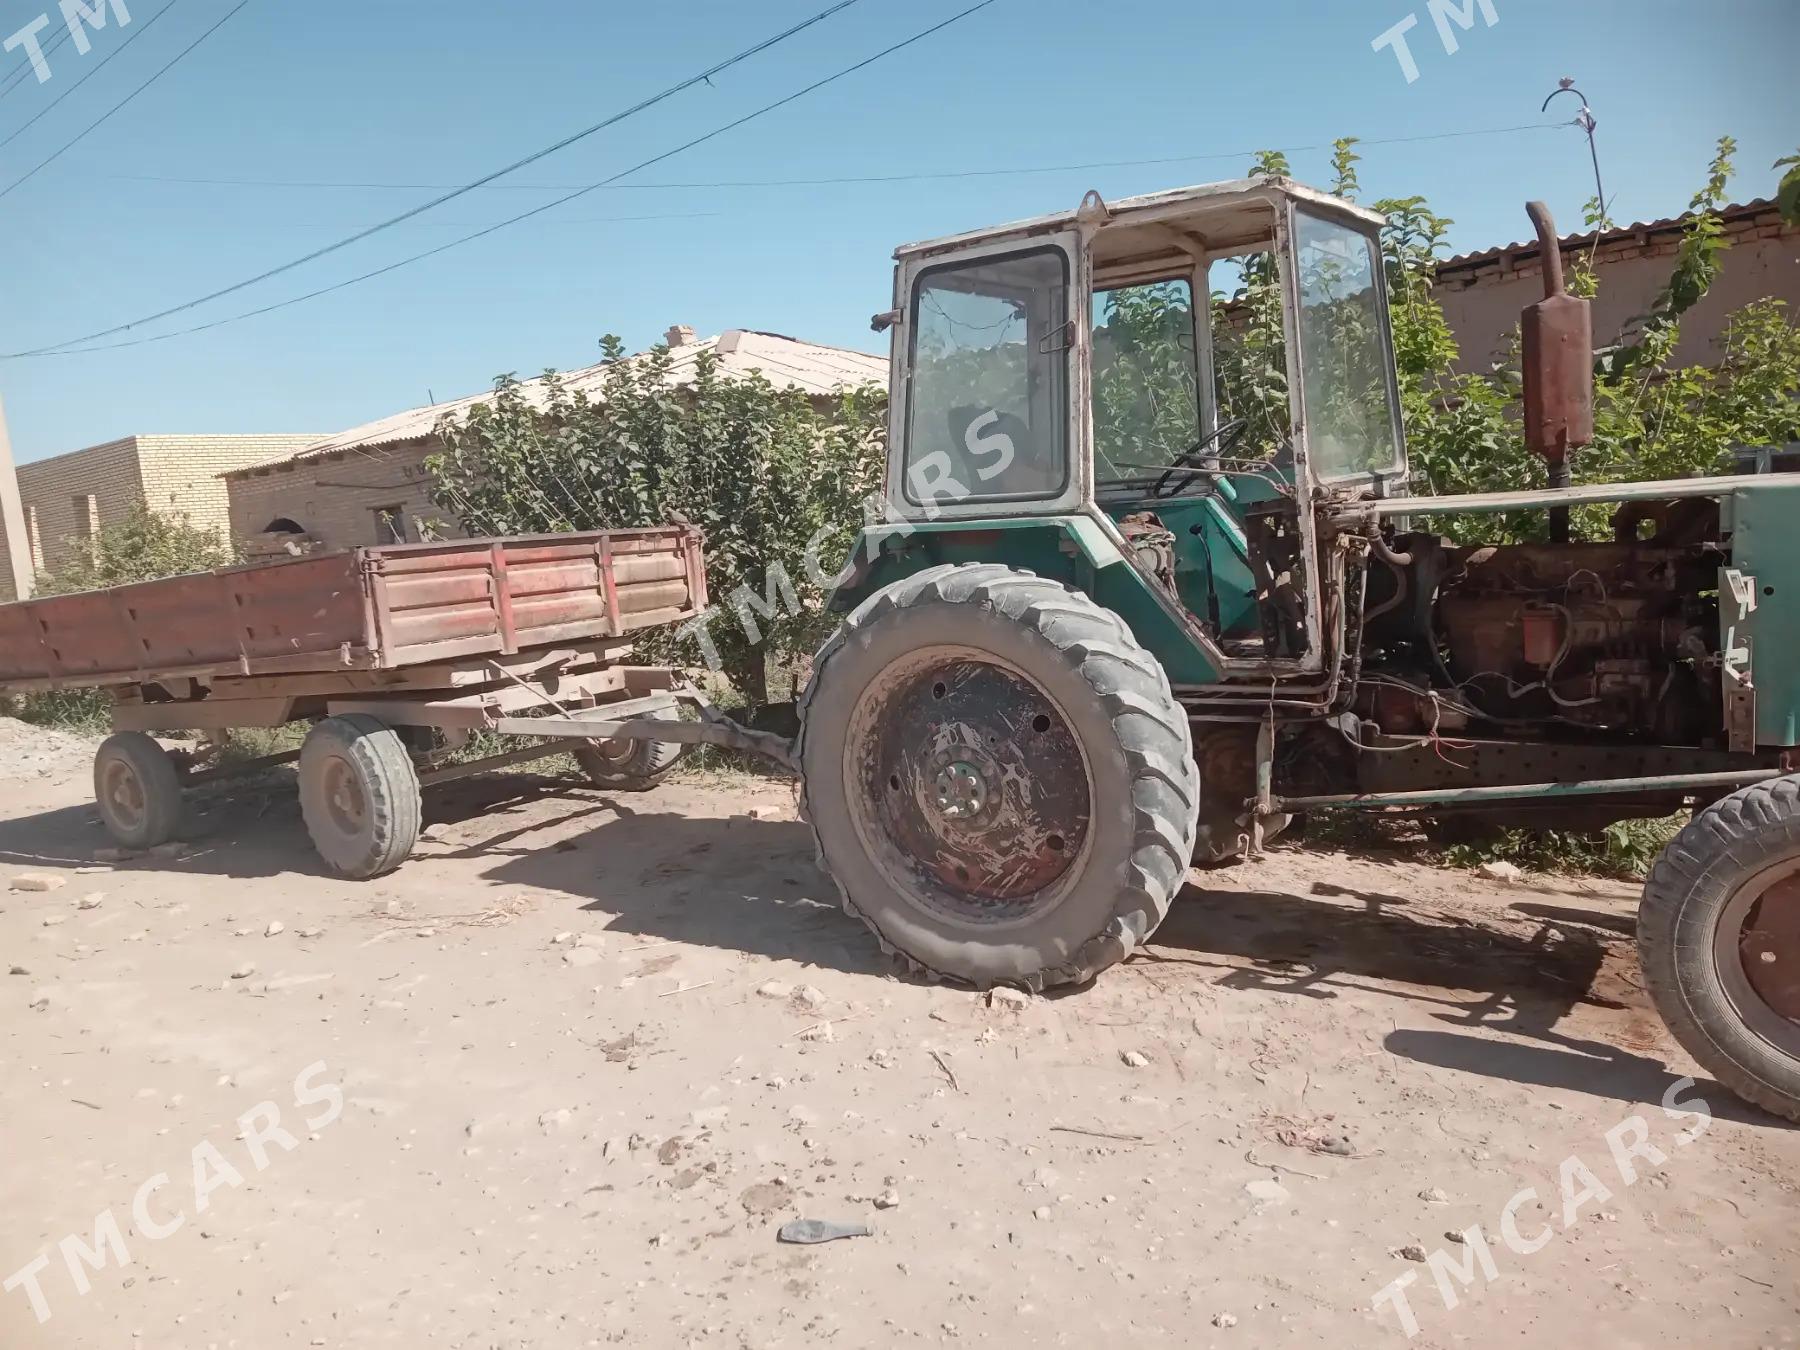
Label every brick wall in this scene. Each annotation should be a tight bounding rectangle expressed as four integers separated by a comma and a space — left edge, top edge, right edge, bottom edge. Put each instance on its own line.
137, 435, 323, 539
225, 439, 463, 551
1435, 206, 1798, 374
0, 434, 321, 601
0, 436, 142, 596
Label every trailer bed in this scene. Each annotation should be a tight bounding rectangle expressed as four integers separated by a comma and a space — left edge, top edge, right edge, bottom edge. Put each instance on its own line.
0, 527, 706, 694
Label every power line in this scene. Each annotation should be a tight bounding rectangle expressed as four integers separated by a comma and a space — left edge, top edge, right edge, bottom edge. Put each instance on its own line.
250, 207, 726, 229
0, 0, 184, 153
0, 12, 77, 101
99, 121, 1572, 194
0, 0, 251, 203
13, 0, 1003, 360
3, 0, 866, 356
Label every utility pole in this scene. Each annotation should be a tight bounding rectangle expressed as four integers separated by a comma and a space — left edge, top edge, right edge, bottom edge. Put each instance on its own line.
0, 393, 35, 600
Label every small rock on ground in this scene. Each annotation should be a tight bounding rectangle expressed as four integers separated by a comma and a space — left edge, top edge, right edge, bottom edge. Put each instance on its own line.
10, 874, 65, 892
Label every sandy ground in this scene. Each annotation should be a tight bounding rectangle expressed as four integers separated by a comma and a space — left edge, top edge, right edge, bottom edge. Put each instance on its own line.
0, 718, 1794, 1349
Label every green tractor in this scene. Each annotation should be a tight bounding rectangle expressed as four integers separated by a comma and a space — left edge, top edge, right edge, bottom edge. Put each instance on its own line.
790, 176, 1800, 1122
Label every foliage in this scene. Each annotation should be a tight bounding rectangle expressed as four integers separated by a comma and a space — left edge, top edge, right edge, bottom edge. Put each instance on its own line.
1441, 815, 1683, 881
1596, 137, 1738, 382
8, 685, 109, 732
1777, 150, 1800, 225
34, 502, 235, 598
1092, 279, 1200, 477
1345, 135, 1799, 545
426, 339, 885, 703
1206, 149, 1294, 460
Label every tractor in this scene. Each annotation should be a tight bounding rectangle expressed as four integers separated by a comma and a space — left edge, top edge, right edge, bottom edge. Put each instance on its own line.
790, 176, 1800, 1122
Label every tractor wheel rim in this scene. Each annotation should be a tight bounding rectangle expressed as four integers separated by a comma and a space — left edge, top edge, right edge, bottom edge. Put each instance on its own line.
100, 760, 146, 831
321, 757, 368, 839
591, 737, 637, 766
847, 645, 1092, 926
1714, 853, 1800, 1061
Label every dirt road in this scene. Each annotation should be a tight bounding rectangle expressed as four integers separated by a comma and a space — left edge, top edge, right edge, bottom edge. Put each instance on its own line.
1, 720, 1794, 1348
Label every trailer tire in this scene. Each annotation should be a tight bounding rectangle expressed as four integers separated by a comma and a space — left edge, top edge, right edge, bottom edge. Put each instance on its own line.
798, 564, 1198, 991
299, 715, 421, 879
1639, 774, 1800, 1123
93, 732, 184, 850
574, 717, 684, 791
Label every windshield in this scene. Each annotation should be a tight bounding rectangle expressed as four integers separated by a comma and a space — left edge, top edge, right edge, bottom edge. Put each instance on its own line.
903, 247, 1070, 506
1292, 210, 1403, 481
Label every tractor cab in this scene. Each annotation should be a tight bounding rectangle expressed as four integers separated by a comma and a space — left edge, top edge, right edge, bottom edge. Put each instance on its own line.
875, 176, 1405, 678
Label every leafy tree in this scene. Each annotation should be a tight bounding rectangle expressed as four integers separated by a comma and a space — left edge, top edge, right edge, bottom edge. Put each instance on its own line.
1364, 136, 1797, 541
36, 503, 235, 597
1777, 150, 1800, 225
1092, 279, 1200, 476
427, 339, 885, 704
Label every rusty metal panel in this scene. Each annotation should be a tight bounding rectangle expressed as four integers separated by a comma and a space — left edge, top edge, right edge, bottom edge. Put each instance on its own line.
366, 527, 702, 667
0, 526, 704, 693
0, 553, 371, 689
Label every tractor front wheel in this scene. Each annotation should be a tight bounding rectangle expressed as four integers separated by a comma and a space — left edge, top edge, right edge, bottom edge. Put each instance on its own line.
798, 564, 1198, 990
1638, 774, 1800, 1122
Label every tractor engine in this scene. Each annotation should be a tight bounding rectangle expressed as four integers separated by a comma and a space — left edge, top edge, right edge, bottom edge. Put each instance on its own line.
1428, 538, 1724, 741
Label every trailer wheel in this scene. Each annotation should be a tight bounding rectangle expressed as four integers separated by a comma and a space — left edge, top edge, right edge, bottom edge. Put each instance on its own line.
573, 716, 684, 791
298, 715, 421, 879
93, 732, 184, 849
798, 564, 1199, 991
1639, 775, 1800, 1122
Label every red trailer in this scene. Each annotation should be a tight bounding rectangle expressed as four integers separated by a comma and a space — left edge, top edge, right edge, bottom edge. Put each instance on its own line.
0, 527, 779, 876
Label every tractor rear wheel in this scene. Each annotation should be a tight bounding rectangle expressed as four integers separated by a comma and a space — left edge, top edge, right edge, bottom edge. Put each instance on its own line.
1638, 774, 1800, 1122
798, 564, 1198, 990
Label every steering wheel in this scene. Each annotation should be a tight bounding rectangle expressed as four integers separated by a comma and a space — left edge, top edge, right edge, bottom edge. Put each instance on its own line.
1152, 418, 1251, 499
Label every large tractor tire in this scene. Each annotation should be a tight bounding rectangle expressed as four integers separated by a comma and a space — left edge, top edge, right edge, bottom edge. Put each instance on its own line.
1638, 774, 1800, 1122
797, 564, 1199, 990
298, 714, 422, 879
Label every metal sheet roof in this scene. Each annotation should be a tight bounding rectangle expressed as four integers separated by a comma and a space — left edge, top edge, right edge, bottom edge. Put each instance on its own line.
1437, 198, 1781, 273
230, 330, 886, 476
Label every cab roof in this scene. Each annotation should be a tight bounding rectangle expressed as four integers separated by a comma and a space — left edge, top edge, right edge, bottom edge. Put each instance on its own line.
892, 176, 1385, 264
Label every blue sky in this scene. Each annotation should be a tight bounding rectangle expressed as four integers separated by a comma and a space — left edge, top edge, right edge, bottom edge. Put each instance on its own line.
1, 0, 1794, 460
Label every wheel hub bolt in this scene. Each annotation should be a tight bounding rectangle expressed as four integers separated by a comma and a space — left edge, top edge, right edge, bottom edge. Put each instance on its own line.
934, 762, 986, 819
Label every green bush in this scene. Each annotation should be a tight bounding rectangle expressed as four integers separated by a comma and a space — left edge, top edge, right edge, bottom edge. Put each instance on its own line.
33, 502, 234, 598
1441, 816, 1683, 881
427, 340, 886, 707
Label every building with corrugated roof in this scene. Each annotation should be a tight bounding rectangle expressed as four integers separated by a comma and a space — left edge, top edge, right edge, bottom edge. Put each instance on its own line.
1433, 198, 1796, 373
0, 433, 325, 601
223, 327, 887, 553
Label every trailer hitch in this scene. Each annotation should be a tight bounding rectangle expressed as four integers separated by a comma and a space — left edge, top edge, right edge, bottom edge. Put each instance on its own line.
488, 682, 799, 774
